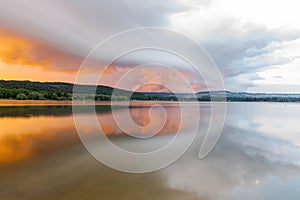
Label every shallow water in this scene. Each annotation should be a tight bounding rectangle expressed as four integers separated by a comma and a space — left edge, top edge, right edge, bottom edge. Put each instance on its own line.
0, 102, 300, 200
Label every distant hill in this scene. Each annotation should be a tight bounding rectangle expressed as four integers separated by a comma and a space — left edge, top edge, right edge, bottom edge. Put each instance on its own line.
0, 80, 173, 101
0, 80, 299, 102
0, 80, 129, 95
139, 90, 300, 102
196, 90, 300, 102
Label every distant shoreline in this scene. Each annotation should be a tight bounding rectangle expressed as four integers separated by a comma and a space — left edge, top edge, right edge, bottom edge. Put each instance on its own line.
0, 99, 299, 107
0, 100, 116, 106
0, 100, 181, 106
0, 80, 299, 103
0, 100, 77, 106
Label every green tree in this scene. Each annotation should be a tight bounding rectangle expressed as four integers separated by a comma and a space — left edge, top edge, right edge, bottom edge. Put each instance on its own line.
27, 92, 43, 100
50, 93, 58, 100
16, 93, 27, 100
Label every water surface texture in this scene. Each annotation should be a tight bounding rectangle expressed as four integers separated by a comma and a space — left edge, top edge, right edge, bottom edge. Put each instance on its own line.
0, 102, 299, 200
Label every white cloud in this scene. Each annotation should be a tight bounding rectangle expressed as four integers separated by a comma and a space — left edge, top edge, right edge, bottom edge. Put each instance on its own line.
169, 0, 300, 92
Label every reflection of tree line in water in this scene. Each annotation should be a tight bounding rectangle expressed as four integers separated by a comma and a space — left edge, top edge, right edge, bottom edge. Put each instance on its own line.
0, 106, 114, 118
0, 105, 181, 118
0, 105, 188, 137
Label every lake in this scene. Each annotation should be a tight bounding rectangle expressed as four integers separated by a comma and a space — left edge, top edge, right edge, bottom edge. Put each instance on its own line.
0, 102, 300, 200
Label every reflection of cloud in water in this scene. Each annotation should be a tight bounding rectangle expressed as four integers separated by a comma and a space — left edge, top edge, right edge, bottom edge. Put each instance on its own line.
225, 103, 300, 164
0, 104, 197, 166
0, 103, 300, 200
0, 116, 78, 166
225, 176, 300, 200
98, 105, 198, 136
164, 103, 300, 200
252, 104, 300, 148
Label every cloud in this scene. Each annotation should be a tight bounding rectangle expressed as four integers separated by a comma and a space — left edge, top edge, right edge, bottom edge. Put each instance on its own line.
170, 3, 300, 91
0, 0, 208, 92
198, 22, 300, 91
0, 0, 183, 60
0, 0, 299, 92
99, 64, 205, 92
0, 31, 83, 73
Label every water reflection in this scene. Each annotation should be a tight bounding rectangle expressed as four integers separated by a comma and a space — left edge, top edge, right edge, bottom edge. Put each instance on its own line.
0, 104, 197, 166
0, 102, 300, 200
0, 115, 77, 166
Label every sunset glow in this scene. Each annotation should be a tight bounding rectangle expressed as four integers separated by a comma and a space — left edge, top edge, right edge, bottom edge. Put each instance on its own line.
0, 32, 203, 92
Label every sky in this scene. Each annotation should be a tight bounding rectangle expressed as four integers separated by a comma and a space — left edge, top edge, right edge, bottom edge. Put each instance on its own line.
0, 0, 299, 93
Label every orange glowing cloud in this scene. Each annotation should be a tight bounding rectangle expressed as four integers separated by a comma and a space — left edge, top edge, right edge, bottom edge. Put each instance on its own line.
101, 65, 133, 75
0, 61, 76, 83
134, 83, 172, 93
0, 30, 101, 83
0, 33, 47, 66
0, 30, 205, 92
98, 65, 206, 93
0, 31, 83, 73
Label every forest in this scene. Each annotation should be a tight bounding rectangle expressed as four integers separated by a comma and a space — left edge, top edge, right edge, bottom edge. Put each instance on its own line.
0, 80, 178, 101
0, 80, 299, 102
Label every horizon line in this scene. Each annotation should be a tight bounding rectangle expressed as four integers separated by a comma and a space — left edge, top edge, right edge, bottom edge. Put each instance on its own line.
0, 79, 299, 95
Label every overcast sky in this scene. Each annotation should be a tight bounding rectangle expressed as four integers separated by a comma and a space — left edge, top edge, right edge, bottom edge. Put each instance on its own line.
0, 0, 299, 93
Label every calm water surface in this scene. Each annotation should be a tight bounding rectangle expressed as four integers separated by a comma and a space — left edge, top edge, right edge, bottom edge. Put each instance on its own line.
0, 102, 300, 200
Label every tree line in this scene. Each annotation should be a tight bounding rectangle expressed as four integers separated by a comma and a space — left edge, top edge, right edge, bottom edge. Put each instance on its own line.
0, 88, 72, 100
0, 87, 181, 101
0, 80, 299, 102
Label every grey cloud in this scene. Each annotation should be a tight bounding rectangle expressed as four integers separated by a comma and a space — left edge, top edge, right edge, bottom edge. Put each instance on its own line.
223, 72, 264, 91
0, 0, 183, 58
196, 19, 300, 90
118, 0, 183, 26
203, 23, 300, 78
